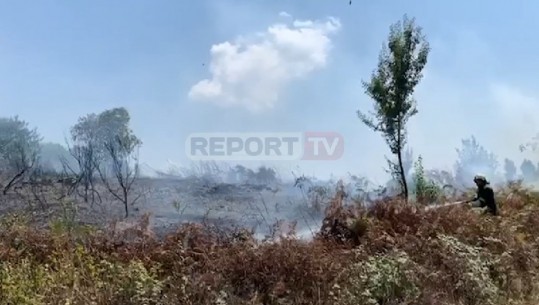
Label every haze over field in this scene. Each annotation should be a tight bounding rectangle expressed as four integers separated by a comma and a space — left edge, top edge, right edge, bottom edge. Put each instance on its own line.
1, 1, 539, 243
5, 3, 539, 304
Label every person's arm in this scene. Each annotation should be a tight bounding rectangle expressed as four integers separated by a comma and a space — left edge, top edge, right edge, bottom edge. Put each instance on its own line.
464, 193, 479, 203
466, 190, 483, 207
471, 197, 485, 208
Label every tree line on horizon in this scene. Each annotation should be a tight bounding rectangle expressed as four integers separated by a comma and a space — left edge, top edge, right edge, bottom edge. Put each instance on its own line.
0, 15, 538, 211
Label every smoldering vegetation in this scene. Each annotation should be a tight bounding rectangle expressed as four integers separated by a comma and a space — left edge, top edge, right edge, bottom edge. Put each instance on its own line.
3, 112, 539, 305
3, 15, 539, 305
2, 174, 539, 304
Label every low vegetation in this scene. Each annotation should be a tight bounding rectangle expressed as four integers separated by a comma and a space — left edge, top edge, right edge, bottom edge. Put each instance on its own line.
0, 182, 538, 305
3, 12, 539, 305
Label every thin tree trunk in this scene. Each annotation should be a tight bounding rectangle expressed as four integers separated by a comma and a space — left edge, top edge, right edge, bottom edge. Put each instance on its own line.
396, 127, 408, 203
397, 149, 408, 202
123, 187, 129, 218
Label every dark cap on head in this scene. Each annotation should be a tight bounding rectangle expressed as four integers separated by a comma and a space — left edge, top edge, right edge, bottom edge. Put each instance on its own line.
473, 174, 488, 183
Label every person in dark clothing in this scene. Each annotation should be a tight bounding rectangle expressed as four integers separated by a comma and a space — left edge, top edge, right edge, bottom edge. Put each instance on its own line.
464, 174, 498, 215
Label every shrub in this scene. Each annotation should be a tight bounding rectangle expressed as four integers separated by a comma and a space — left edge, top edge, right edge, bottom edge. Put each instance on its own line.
412, 155, 442, 205
0, 184, 539, 304
332, 250, 419, 305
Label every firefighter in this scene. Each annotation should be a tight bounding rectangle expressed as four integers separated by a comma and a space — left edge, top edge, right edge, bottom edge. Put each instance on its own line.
465, 174, 498, 216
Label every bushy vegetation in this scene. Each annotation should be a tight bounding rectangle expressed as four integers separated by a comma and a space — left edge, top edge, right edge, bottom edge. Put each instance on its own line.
3, 12, 539, 305
0, 183, 538, 304
411, 155, 442, 205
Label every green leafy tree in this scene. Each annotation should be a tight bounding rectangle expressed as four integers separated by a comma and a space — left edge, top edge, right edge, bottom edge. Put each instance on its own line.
96, 130, 142, 217
0, 116, 42, 194
358, 15, 430, 202
65, 112, 103, 203
68, 107, 142, 215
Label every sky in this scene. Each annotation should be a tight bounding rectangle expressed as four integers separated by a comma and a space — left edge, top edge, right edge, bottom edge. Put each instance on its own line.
1, 0, 539, 184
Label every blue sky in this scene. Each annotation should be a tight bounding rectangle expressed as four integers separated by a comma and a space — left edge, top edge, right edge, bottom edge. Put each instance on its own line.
1, 0, 538, 183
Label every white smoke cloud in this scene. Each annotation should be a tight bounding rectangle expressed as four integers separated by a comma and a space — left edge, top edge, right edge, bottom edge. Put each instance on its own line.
488, 83, 539, 161
490, 83, 539, 138
188, 13, 341, 113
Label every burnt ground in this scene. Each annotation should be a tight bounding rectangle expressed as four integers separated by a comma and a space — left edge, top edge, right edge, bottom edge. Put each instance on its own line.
0, 176, 338, 240
0, 175, 478, 240
132, 177, 329, 239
